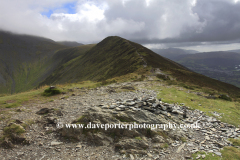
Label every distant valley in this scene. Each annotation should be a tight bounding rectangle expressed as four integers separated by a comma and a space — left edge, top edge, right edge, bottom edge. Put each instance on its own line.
153, 48, 240, 88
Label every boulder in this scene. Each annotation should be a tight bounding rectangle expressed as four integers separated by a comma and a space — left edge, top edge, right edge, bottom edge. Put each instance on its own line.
36, 108, 53, 115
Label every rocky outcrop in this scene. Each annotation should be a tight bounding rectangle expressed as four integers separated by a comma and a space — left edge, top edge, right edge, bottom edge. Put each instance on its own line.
0, 123, 30, 148
58, 96, 240, 157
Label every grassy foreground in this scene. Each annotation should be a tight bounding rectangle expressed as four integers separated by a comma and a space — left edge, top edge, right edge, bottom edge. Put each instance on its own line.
192, 146, 240, 160
0, 81, 100, 109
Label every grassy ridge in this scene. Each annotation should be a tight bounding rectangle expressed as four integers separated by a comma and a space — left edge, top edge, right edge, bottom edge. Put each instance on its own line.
39, 36, 240, 100
1, 33, 240, 101
40, 37, 143, 85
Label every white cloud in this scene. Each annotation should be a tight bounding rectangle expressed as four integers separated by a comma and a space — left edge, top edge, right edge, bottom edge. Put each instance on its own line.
0, 0, 239, 46
178, 43, 240, 52
76, 2, 105, 22
143, 43, 167, 49
102, 18, 145, 34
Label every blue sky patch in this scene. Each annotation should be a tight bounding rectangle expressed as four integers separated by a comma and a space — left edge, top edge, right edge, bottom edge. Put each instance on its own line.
63, 2, 76, 14
42, 10, 54, 18
41, 2, 77, 18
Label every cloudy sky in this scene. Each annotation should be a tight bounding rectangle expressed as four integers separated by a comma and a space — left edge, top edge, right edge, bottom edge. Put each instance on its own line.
0, 0, 240, 52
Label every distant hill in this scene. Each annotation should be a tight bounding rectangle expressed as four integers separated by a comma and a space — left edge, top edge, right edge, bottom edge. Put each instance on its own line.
57, 41, 83, 47
152, 48, 198, 60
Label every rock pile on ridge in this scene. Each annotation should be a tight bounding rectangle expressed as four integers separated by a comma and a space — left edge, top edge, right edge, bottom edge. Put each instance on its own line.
1, 81, 239, 159
59, 96, 240, 158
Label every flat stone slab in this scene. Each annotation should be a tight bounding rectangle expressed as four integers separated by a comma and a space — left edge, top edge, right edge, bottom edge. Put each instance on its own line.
51, 142, 63, 146
176, 143, 186, 153
214, 152, 222, 156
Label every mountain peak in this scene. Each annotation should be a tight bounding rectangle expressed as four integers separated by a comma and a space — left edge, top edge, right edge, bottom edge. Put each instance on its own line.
1, 33, 240, 99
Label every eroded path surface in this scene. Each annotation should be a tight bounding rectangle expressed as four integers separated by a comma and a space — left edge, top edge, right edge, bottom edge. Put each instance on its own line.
0, 81, 239, 160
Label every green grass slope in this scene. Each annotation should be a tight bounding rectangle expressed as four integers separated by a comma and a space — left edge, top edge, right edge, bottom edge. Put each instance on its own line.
0, 31, 80, 94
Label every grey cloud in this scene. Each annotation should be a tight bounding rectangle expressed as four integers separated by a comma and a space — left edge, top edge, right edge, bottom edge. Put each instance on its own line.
0, 0, 239, 46
126, 0, 240, 46
103, 0, 202, 40
178, 0, 240, 42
